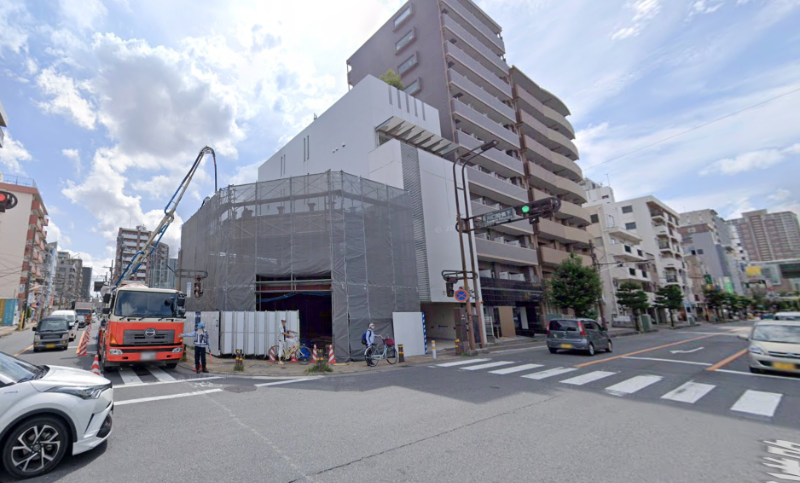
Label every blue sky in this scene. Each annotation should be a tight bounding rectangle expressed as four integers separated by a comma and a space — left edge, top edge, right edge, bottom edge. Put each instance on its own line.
0, 0, 798, 282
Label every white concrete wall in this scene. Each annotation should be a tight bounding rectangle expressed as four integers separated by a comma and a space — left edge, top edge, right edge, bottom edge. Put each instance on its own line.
0, 189, 32, 300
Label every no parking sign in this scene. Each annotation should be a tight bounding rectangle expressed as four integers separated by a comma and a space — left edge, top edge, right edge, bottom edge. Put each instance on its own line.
454, 288, 468, 302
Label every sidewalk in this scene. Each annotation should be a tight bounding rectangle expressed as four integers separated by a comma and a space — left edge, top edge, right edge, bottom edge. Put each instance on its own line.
0, 320, 30, 340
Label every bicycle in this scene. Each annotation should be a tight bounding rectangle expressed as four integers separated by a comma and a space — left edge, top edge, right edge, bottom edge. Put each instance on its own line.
269, 339, 312, 365
364, 335, 398, 367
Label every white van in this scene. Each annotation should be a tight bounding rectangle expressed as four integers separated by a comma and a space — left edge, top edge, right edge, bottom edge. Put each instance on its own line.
50, 310, 79, 341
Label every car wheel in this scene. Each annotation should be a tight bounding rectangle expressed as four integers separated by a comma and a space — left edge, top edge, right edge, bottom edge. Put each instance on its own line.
2, 416, 69, 479
33, 348, 39, 353
606, 340, 613, 353
548, 348, 558, 354
587, 343, 596, 356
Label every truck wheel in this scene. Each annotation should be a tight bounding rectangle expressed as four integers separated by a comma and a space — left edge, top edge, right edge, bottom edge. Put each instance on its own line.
100, 356, 118, 373
164, 362, 178, 369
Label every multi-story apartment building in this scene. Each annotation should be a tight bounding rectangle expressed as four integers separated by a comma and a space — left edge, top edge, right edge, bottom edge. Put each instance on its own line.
0, 174, 49, 326
728, 210, 800, 262
347, 0, 589, 332
81, 266, 93, 300
113, 226, 168, 284
582, 179, 654, 326
679, 209, 745, 295
41, 241, 58, 314
54, 251, 82, 309
146, 244, 171, 289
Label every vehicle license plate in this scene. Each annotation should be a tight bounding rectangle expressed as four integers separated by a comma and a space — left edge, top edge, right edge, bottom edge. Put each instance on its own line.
46, 344, 55, 349
560, 344, 573, 349
140, 352, 156, 361
773, 362, 795, 371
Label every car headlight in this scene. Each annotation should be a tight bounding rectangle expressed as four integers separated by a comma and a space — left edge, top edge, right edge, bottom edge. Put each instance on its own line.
748, 345, 765, 355
109, 349, 123, 355
47, 383, 111, 399
172, 347, 183, 353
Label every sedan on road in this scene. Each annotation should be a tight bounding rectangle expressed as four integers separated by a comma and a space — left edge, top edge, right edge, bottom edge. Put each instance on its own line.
742, 320, 800, 375
0, 351, 113, 479
547, 318, 612, 356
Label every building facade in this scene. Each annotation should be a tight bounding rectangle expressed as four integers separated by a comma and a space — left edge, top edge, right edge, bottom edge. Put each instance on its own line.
41, 241, 58, 314
346, 0, 589, 332
728, 210, 800, 262
679, 209, 745, 295
53, 251, 82, 310
81, 266, 92, 300
0, 175, 49, 326
113, 226, 168, 284
146, 244, 171, 289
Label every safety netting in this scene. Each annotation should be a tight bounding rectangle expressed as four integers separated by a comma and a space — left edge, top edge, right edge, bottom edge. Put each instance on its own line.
180, 171, 419, 361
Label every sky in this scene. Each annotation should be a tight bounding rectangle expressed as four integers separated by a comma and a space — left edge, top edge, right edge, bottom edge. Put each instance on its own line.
0, 0, 798, 283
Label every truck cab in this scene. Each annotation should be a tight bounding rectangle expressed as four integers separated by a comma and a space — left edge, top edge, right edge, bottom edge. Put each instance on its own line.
98, 283, 186, 372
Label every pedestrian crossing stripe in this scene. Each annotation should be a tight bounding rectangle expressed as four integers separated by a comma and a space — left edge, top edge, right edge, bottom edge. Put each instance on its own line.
560, 371, 616, 386
605, 375, 663, 396
106, 366, 218, 388
522, 367, 577, 380
730, 390, 782, 418
661, 381, 715, 404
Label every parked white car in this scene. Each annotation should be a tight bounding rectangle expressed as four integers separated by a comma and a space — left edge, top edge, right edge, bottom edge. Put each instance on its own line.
50, 310, 79, 342
0, 351, 113, 479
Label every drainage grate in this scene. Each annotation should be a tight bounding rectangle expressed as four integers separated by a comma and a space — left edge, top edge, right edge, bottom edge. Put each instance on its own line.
223, 385, 257, 393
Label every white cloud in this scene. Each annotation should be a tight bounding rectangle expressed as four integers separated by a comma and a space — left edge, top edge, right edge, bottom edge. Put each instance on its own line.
36, 68, 97, 129
61, 148, 81, 174
611, 0, 662, 40
700, 143, 800, 176
45, 220, 71, 247
0, 1, 29, 55
59, 0, 107, 31
688, 0, 725, 16
768, 188, 793, 202
0, 134, 33, 174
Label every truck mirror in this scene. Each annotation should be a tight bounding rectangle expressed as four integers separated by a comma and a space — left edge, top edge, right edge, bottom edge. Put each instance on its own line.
103, 293, 111, 304
102, 307, 111, 315
176, 297, 185, 307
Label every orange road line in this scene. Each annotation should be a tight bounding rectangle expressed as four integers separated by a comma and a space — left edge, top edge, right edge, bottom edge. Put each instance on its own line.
14, 345, 32, 356
574, 334, 718, 368
706, 349, 748, 371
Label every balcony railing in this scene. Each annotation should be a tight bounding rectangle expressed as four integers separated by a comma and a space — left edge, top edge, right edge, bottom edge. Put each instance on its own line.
476, 237, 538, 266
442, 15, 508, 75
536, 218, 591, 246
522, 134, 582, 183
553, 199, 591, 226
440, 0, 504, 53
514, 86, 575, 138
526, 161, 587, 205
456, 130, 524, 176
0, 173, 37, 188
466, 166, 528, 204
519, 111, 580, 161
444, 43, 511, 99
449, 69, 515, 124
452, 98, 520, 149
540, 246, 591, 267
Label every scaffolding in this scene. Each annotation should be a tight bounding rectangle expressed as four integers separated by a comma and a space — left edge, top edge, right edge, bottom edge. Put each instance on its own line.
180, 171, 420, 360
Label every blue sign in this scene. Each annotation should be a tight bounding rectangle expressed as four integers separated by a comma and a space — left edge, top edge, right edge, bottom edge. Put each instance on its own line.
454, 289, 468, 302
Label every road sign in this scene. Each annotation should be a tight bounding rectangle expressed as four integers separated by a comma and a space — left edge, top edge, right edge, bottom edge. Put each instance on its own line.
454, 288, 468, 302
474, 208, 514, 228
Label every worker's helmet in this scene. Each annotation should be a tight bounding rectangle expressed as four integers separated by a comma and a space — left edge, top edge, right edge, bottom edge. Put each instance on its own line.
198, 322, 205, 329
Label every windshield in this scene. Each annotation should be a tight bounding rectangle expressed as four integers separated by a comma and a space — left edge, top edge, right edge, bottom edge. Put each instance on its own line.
752, 325, 800, 344
38, 318, 69, 332
76, 309, 92, 315
114, 291, 180, 319
0, 351, 41, 383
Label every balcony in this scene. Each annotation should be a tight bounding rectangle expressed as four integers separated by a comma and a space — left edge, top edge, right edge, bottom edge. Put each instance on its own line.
536, 218, 591, 247
449, 69, 515, 125
529, 189, 589, 226
514, 85, 575, 138
476, 237, 539, 266
452, 98, 520, 151
471, 201, 532, 235
612, 266, 650, 283
526, 161, 587, 205
519, 111, 579, 160
440, 0, 504, 54
540, 246, 591, 267
522, 134, 582, 183
442, 15, 509, 77
456, 130, 523, 177
444, 43, 511, 100
480, 277, 544, 304
466, 166, 528, 205
607, 243, 647, 262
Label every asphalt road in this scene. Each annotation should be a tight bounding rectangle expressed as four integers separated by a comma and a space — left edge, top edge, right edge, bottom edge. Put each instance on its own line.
2, 321, 799, 482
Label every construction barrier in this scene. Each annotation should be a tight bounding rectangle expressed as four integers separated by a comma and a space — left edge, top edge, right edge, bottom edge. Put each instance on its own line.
455, 338, 461, 356
76, 331, 88, 357
432, 340, 437, 359
90, 355, 101, 375
312, 345, 318, 364
328, 345, 336, 364
398, 344, 405, 363
268, 346, 276, 362
290, 349, 298, 363
234, 350, 244, 371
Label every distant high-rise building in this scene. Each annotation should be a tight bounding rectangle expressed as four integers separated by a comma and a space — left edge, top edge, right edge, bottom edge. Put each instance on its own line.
81, 266, 92, 300
679, 209, 745, 295
728, 210, 800, 262
54, 251, 82, 309
113, 226, 169, 284
146, 245, 171, 288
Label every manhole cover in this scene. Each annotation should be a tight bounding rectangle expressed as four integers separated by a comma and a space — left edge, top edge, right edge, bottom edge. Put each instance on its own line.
223, 385, 257, 393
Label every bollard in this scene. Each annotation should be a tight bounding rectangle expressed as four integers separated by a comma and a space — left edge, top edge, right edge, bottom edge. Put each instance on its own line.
398, 344, 405, 363
234, 349, 244, 371
455, 338, 461, 356
432, 340, 437, 359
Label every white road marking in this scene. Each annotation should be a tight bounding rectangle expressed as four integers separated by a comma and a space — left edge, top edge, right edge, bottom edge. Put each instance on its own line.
715, 369, 800, 382
670, 347, 705, 354
113, 376, 223, 389
661, 381, 716, 404
461, 361, 515, 371
435, 358, 491, 368
731, 390, 782, 417
118, 367, 143, 386
622, 356, 712, 367
146, 366, 177, 382
605, 375, 663, 396
560, 371, 616, 386
488, 363, 543, 375
521, 367, 577, 380
488, 346, 550, 355
116, 389, 223, 406
255, 377, 322, 388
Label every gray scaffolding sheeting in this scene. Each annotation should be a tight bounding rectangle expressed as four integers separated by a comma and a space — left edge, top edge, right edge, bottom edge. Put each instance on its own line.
180, 171, 420, 361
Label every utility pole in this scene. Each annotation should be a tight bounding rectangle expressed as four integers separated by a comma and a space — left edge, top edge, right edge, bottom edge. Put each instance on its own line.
589, 240, 607, 329
18, 269, 31, 331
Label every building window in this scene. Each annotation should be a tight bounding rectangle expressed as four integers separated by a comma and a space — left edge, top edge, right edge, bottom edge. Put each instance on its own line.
590, 214, 599, 224
697, 249, 704, 255
393, 5, 413, 30
622, 205, 633, 213
625, 222, 637, 230
398, 52, 418, 75
396, 29, 415, 53
404, 78, 421, 95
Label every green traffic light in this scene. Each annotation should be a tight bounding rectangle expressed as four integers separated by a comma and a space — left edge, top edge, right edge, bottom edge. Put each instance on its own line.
521, 205, 530, 213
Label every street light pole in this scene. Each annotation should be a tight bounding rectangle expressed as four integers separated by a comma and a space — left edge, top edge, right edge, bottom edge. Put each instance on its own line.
452, 139, 498, 352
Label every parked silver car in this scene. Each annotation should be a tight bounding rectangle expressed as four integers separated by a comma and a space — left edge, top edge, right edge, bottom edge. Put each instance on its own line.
547, 319, 612, 356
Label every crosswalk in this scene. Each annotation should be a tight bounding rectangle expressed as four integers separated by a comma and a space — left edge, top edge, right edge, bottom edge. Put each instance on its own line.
104, 366, 215, 388
433, 358, 788, 419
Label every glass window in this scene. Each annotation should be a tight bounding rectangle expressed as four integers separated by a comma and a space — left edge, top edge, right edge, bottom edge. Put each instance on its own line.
622, 205, 633, 213
394, 5, 413, 29
697, 249, 704, 255
625, 222, 637, 230
549, 320, 578, 332
405, 78, 421, 95
115, 291, 180, 319
396, 29, 415, 53
590, 214, 599, 224
752, 324, 800, 343
398, 52, 418, 75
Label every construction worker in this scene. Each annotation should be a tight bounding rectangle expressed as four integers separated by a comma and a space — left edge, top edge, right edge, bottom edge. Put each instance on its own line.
180, 322, 210, 373
278, 319, 297, 365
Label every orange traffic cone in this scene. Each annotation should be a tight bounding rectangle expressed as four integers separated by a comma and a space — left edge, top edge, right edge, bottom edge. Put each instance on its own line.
76, 331, 87, 356
290, 349, 298, 363
90, 355, 101, 375
328, 345, 336, 364
312, 345, 318, 364
268, 346, 276, 362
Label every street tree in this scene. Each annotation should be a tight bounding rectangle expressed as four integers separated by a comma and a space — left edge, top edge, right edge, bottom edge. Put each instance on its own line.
379, 69, 404, 89
615, 281, 650, 332
654, 284, 684, 328
703, 287, 728, 320
546, 253, 603, 318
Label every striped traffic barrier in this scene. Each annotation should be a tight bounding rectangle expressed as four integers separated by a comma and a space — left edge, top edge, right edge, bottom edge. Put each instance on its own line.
328, 344, 336, 364
312, 344, 318, 364
432, 340, 437, 359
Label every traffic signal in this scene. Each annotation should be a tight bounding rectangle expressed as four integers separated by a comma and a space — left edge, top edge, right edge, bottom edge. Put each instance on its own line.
0, 191, 18, 213
515, 197, 562, 218
193, 279, 203, 298
446, 281, 455, 298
